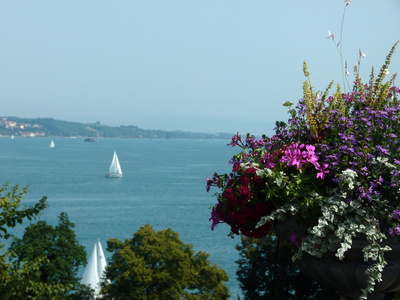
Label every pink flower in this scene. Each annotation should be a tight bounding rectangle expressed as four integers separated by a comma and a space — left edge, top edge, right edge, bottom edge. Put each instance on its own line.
316, 163, 329, 180
206, 172, 220, 192
281, 143, 320, 169
281, 143, 303, 168
227, 132, 241, 147
303, 145, 319, 166
206, 178, 213, 192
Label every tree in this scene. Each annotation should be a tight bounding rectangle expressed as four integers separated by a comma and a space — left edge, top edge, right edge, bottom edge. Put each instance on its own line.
0, 184, 47, 239
0, 251, 69, 300
101, 224, 230, 300
0, 183, 73, 299
235, 235, 341, 300
9, 212, 89, 299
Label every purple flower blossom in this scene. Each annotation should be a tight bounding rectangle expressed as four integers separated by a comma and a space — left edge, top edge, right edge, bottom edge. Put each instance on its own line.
209, 207, 222, 231
393, 209, 400, 220
389, 224, 400, 237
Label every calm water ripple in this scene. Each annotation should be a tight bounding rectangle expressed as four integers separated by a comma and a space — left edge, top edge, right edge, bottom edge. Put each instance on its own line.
0, 137, 243, 299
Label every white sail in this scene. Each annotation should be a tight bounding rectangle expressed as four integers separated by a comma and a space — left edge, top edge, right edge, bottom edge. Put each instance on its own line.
96, 239, 107, 282
49, 140, 55, 148
81, 239, 108, 296
106, 151, 122, 178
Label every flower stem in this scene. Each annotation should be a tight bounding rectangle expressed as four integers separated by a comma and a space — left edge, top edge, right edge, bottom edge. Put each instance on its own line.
339, 4, 351, 93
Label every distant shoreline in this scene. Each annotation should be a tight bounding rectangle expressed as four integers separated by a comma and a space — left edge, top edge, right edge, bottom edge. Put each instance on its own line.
0, 116, 234, 140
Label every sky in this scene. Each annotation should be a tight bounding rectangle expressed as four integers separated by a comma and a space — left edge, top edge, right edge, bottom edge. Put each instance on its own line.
1, 0, 400, 136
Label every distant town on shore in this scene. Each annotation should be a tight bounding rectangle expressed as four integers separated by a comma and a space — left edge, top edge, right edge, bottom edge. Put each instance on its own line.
0, 117, 233, 140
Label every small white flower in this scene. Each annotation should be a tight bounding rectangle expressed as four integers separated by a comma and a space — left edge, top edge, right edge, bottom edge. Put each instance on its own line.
359, 48, 366, 58
327, 30, 334, 40
385, 69, 390, 75
345, 0, 352, 6
346, 71, 350, 76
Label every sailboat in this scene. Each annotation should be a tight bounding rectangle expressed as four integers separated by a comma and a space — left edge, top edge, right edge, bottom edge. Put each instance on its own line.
49, 140, 55, 148
81, 239, 108, 297
105, 151, 122, 178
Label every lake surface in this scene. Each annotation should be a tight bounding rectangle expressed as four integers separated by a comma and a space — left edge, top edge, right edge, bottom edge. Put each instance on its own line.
0, 137, 243, 298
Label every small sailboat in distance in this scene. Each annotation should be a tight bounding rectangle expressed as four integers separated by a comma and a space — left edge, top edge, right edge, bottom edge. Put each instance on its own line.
106, 151, 122, 178
49, 140, 55, 148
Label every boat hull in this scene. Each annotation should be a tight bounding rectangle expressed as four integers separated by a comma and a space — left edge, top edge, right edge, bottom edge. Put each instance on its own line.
105, 172, 122, 178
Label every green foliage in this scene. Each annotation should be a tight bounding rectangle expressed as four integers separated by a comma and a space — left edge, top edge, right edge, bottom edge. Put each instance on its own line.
9, 212, 88, 298
101, 224, 230, 300
302, 61, 345, 139
235, 235, 340, 300
0, 184, 47, 239
0, 249, 70, 300
0, 183, 75, 299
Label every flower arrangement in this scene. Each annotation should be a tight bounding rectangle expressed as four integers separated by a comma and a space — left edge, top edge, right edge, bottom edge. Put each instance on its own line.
207, 41, 400, 299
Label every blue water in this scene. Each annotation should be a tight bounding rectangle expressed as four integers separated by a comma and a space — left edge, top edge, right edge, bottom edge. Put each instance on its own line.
0, 137, 243, 298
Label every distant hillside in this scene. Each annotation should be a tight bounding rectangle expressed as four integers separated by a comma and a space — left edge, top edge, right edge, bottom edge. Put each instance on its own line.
0, 117, 233, 139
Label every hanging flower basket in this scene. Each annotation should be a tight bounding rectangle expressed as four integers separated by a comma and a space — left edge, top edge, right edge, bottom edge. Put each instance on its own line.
298, 237, 400, 300
207, 42, 400, 299
274, 215, 400, 300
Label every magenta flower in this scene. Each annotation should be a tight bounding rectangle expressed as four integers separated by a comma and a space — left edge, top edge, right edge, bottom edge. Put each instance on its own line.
303, 145, 319, 166
281, 143, 320, 169
227, 132, 241, 147
281, 143, 303, 168
206, 172, 220, 192
316, 163, 329, 180
206, 178, 213, 192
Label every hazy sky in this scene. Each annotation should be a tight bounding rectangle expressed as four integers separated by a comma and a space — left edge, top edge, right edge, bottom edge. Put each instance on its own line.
1, 1, 399, 135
